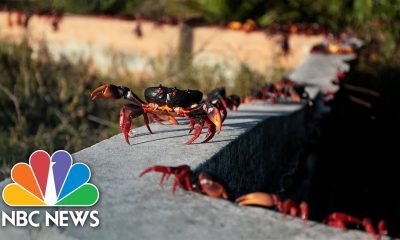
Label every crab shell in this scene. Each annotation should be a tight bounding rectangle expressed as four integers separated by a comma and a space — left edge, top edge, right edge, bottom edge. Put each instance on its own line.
198, 172, 228, 199
144, 85, 203, 108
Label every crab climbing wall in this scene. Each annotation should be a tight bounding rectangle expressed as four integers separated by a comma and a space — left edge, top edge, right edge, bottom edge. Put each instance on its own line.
0, 54, 368, 240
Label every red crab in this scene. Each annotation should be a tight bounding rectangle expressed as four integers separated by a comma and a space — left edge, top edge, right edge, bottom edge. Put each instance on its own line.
247, 79, 307, 104
139, 164, 228, 199
91, 84, 222, 144
207, 87, 241, 122
235, 192, 308, 223
324, 212, 388, 239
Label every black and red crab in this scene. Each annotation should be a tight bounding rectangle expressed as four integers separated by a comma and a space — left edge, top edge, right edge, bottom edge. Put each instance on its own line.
91, 84, 222, 144
207, 87, 241, 122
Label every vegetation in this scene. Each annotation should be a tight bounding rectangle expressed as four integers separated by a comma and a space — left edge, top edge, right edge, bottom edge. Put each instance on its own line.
0, 40, 113, 177
2, 0, 399, 66
0, 39, 268, 179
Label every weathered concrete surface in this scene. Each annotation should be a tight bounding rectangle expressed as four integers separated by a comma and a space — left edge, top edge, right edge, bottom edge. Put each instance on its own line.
289, 54, 356, 92
0, 93, 373, 240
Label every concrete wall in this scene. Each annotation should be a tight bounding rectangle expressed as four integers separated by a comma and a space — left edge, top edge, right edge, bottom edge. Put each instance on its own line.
195, 100, 316, 199
0, 12, 323, 75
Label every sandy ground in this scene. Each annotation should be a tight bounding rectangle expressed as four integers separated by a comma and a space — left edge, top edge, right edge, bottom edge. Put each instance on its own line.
0, 12, 323, 74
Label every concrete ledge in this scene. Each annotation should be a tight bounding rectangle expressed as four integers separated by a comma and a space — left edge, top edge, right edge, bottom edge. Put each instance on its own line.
0, 54, 374, 240
1, 97, 371, 240
290, 54, 356, 91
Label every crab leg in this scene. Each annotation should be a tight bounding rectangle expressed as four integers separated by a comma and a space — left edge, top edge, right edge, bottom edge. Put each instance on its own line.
171, 171, 192, 194
143, 113, 153, 134
120, 107, 132, 144
278, 200, 300, 217
378, 220, 388, 236
139, 165, 171, 177
156, 114, 179, 125
299, 202, 309, 222
139, 165, 192, 194
323, 212, 362, 232
219, 102, 228, 123
324, 212, 361, 225
278, 200, 309, 224
186, 121, 204, 144
362, 218, 378, 239
326, 220, 347, 231
159, 173, 169, 186
188, 119, 196, 133
151, 114, 164, 125
119, 104, 146, 144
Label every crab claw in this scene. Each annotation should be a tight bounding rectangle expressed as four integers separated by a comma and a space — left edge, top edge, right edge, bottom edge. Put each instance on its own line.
139, 165, 192, 194
207, 107, 222, 133
236, 192, 279, 207
198, 172, 228, 199
91, 84, 126, 100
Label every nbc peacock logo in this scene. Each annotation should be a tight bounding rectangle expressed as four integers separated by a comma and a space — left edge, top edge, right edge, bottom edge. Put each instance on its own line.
2, 150, 99, 207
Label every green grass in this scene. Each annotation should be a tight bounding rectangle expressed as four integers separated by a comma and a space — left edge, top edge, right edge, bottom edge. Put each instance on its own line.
0, 40, 118, 179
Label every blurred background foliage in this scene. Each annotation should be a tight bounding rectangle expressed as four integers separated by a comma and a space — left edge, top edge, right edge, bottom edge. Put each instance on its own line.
0, 40, 118, 177
0, 38, 266, 178
2, 0, 399, 66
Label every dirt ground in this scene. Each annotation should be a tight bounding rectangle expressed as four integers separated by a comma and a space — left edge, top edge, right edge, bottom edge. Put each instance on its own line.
0, 12, 323, 74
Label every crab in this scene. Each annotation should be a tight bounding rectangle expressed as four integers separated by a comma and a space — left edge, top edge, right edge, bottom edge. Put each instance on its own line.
208, 87, 241, 111
91, 84, 222, 144
274, 79, 304, 103
139, 164, 228, 199
323, 212, 388, 239
235, 192, 308, 223
248, 79, 310, 104
207, 87, 241, 122
259, 83, 280, 103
